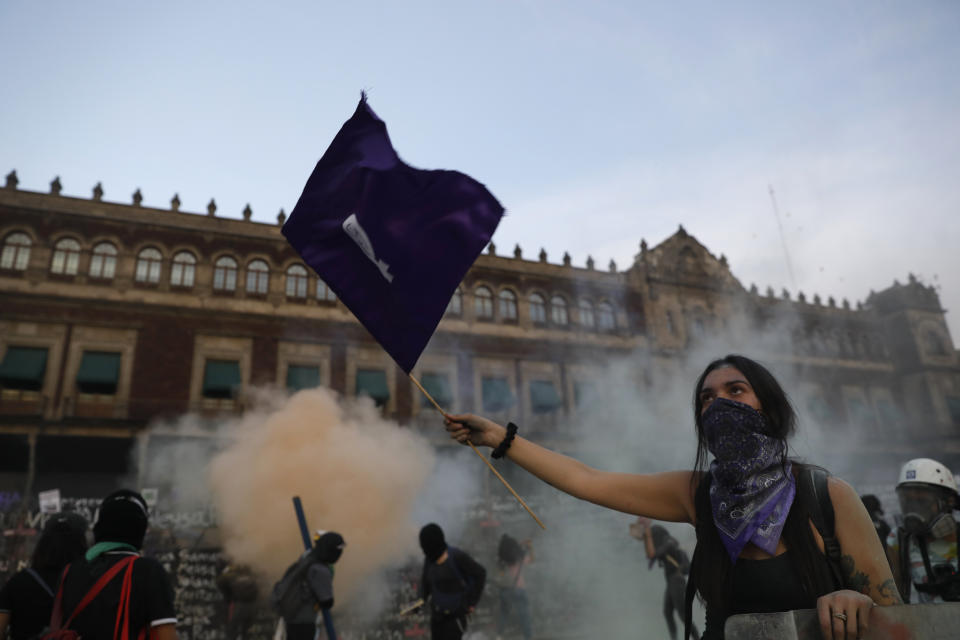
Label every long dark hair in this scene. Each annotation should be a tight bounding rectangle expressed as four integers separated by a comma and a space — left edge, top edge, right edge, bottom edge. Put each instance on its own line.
686, 355, 839, 630
32, 513, 88, 572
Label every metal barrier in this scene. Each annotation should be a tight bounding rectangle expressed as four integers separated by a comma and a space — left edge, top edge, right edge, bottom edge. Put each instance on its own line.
725, 603, 960, 640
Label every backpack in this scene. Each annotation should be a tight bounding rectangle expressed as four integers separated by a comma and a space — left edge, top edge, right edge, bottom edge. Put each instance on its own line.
430, 548, 472, 616
270, 553, 318, 619
682, 467, 843, 640
43, 555, 139, 640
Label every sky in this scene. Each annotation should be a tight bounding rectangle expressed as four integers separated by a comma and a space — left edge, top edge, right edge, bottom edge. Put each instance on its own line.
2, 0, 958, 338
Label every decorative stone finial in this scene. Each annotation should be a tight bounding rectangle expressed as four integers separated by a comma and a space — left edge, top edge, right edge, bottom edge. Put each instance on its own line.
640, 239, 648, 253
487, 242, 496, 256
798, 291, 806, 303
908, 273, 917, 284
277, 208, 286, 225
677, 224, 687, 237
586, 255, 595, 270
828, 296, 836, 308
749, 283, 758, 294
766, 286, 775, 298
856, 301, 863, 311
781, 288, 790, 300
4, 170, 17, 190
813, 294, 821, 305
92, 182, 103, 201
207, 199, 217, 216
563, 252, 571, 267
242, 204, 252, 221
720, 254, 728, 267
513, 244, 522, 259
132, 188, 143, 206
539, 248, 547, 263
609, 259, 617, 272
171, 193, 181, 211
50, 176, 62, 195
842, 298, 850, 310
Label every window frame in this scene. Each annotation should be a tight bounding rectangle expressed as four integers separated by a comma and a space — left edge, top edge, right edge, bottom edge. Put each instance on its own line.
134, 247, 163, 284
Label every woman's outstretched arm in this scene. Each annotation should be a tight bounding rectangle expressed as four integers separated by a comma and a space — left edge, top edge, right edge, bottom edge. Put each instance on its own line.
445, 413, 696, 523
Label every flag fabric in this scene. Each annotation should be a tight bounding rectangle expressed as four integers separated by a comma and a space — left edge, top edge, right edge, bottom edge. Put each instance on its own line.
282, 95, 505, 373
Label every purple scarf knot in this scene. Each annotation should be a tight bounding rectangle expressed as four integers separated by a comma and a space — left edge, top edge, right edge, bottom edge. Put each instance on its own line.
702, 397, 795, 564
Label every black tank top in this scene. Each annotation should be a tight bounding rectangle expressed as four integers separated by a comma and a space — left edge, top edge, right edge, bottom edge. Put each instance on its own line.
702, 549, 815, 639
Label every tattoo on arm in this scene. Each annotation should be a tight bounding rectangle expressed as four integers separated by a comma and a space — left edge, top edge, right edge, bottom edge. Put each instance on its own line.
877, 578, 902, 604
840, 555, 871, 594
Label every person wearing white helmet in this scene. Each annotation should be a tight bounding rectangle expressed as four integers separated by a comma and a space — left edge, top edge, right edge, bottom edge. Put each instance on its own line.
887, 458, 960, 603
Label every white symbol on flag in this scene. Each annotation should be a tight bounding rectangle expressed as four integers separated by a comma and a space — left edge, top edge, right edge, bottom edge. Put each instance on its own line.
342, 213, 394, 283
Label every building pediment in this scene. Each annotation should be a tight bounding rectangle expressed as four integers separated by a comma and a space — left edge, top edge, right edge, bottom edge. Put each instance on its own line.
633, 225, 742, 291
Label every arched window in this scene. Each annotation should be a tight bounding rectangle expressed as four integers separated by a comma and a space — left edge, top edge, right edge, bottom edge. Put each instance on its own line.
89, 242, 117, 279
529, 293, 546, 324
0, 232, 32, 271
135, 248, 163, 283
475, 286, 493, 319
213, 256, 238, 291
246, 259, 270, 294
285, 264, 308, 298
446, 287, 462, 315
50, 238, 81, 275
597, 302, 616, 331
550, 295, 568, 326
578, 300, 595, 329
498, 289, 518, 321
170, 251, 197, 288
316, 276, 337, 301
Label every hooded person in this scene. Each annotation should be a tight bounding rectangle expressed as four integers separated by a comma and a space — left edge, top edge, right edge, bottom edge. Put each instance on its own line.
0, 512, 88, 640
495, 533, 533, 640
277, 530, 345, 640
888, 458, 960, 603
418, 523, 486, 640
53, 489, 179, 640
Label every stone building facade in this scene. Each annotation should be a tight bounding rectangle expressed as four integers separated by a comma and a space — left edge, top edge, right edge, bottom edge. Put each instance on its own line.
1, 171, 959, 500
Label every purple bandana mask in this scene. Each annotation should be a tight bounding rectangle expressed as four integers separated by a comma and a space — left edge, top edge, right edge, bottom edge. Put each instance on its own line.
702, 397, 795, 564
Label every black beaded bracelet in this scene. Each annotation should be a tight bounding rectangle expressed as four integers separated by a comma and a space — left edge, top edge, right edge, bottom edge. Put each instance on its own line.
490, 422, 518, 459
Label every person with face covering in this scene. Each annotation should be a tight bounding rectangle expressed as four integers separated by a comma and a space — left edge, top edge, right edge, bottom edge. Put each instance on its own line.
53, 489, 178, 640
0, 512, 88, 640
279, 530, 345, 640
446, 355, 901, 640
887, 458, 960, 603
418, 523, 486, 640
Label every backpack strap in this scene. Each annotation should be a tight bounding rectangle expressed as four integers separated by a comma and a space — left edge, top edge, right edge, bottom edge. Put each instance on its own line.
896, 528, 913, 602
443, 547, 468, 590
52, 556, 137, 632
799, 468, 844, 589
26, 567, 55, 598
683, 544, 698, 640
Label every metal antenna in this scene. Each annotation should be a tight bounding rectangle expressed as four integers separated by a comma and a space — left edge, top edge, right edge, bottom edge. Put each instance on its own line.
768, 185, 797, 289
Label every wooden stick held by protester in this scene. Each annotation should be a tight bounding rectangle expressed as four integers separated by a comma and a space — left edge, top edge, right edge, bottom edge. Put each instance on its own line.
409, 373, 546, 530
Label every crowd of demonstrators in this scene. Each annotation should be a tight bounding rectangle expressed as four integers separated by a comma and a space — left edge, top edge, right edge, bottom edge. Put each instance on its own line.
887, 458, 960, 604
418, 523, 486, 640
446, 354, 901, 640
0, 512, 88, 640
630, 517, 698, 640
218, 563, 260, 640
271, 531, 345, 640
495, 533, 532, 640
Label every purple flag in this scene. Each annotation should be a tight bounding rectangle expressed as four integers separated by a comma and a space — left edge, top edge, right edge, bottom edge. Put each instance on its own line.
282, 95, 505, 373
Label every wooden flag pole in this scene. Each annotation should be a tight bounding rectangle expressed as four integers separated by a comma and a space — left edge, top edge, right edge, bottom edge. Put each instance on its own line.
409, 373, 546, 530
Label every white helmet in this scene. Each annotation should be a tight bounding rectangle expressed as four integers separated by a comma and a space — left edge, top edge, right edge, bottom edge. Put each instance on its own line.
897, 458, 959, 495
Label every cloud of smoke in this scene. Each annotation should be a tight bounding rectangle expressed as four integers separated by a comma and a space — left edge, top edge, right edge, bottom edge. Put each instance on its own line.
201, 387, 436, 602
